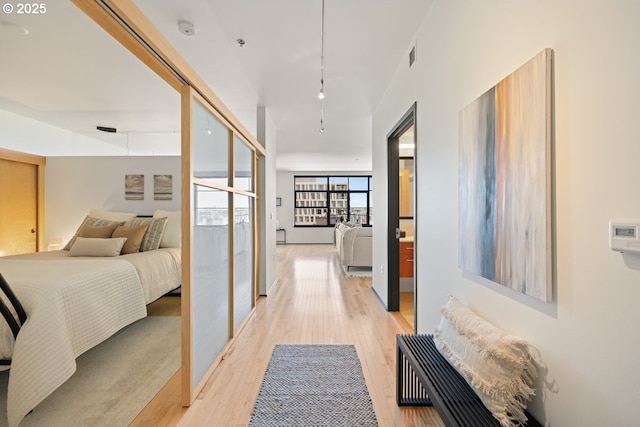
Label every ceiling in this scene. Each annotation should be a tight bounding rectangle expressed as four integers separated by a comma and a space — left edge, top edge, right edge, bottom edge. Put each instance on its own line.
0, 0, 431, 171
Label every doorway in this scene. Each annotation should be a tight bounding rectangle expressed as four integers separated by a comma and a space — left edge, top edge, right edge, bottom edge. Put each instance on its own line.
387, 104, 416, 330
0, 152, 45, 256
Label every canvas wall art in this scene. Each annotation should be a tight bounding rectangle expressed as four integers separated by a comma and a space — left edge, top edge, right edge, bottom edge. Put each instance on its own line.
154, 174, 173, 200
458, 48, 553, 302
125, 174, 144, 200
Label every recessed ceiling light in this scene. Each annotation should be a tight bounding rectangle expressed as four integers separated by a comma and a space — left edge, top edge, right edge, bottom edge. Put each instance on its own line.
1, 21, 29, 35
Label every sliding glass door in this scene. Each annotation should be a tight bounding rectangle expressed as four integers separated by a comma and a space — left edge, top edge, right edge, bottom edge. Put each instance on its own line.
183, 87, 258, 402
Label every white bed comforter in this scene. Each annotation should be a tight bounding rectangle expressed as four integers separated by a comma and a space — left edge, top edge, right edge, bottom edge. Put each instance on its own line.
6, 248, 182, 305
0, 258, 147, 427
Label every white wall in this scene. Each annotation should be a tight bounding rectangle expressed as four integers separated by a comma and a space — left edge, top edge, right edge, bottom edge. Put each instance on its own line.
45, 156, 180, 247
258, 106, 278, 295
276, 170, 373, 244
372, 1, 640, 425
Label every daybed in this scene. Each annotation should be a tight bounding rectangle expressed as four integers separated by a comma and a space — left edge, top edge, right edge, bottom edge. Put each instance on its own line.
334, 222, 372, 269
0, 209, 181, 427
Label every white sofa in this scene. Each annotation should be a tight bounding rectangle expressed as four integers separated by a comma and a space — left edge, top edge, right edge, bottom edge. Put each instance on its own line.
334, 222, 372, 269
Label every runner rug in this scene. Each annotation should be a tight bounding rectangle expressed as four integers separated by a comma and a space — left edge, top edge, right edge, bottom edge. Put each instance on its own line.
249, 344, 377, 427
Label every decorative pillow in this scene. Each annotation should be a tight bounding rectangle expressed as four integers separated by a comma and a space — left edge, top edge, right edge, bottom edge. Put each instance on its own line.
112, 224, 148, 254
433, 296, 538, 427
78, 223, 120, 239
88, 208, 137, 222
153, 209, 181, 248
63, 216, 126, 251
69, 237, 127, 257
124, 217, 168, 251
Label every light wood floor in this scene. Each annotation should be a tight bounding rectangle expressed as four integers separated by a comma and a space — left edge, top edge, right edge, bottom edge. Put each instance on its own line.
131, 244, 443, 427
147, 295, 181, 317
400, 292, 415, 329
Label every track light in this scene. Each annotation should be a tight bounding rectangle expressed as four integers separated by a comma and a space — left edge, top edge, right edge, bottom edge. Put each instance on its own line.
318, 0, 326, 131
97, 126, 117, 133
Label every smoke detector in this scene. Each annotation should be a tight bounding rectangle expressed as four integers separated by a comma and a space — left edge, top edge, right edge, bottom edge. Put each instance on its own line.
178, 20, 195, 36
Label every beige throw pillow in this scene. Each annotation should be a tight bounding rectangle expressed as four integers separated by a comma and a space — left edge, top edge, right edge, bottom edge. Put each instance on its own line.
124, 217, 168, 251
153, 209, 181, 248
433, 296, 538, 427
88, 208, 137, 222
112, 224, 149, 254
63, 216, 125, 251
69, 237, 127, 257
78, 223, 120, 239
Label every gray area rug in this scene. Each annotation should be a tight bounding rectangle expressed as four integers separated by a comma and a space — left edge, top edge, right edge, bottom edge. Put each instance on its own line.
0, 316, 180, 427
249, 344, 377, 427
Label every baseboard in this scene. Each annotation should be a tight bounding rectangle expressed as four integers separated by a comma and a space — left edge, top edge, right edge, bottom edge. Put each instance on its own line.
371, 286, 387, 310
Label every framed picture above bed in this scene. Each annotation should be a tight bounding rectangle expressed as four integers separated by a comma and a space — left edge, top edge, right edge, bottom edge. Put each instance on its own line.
154, 174, 173, 200
125, 174, 144, 200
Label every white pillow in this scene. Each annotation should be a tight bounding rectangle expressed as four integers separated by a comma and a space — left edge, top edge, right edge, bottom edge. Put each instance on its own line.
154, 209, 181, 248
69, 237, 127, 257
89, 208, 137, 222
434, 296, 538, 427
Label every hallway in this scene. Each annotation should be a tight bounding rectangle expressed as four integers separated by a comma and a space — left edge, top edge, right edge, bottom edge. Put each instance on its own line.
133, 244, 443, 426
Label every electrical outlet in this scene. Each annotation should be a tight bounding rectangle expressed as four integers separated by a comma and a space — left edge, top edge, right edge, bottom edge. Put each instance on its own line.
380, 264, 384, 274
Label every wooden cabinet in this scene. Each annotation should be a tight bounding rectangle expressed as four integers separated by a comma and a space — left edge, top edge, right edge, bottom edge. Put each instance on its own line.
399, 241, 414, 278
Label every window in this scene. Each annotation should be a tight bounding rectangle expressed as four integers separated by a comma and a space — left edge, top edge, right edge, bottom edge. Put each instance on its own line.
294, 175, 373, 227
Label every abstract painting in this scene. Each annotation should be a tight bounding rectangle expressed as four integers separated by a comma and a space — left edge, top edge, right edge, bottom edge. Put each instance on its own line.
154, 174, 173, 200
125, 174, 144, 200
458, 48, 553, 302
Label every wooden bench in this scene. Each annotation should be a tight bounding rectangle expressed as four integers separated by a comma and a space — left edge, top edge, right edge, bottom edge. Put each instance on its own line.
396, 334, 542, 427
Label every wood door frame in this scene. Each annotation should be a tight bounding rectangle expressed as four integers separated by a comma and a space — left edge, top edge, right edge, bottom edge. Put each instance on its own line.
386, 103, 416, 315
0, 148, 46, 252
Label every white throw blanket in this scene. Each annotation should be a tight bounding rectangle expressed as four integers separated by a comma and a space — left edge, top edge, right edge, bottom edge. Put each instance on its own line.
341, 226, 359, 266
434, 296, 538, 427
0, 259, 146, 427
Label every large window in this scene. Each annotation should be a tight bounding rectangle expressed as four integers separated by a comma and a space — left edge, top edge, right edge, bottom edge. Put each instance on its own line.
294, 176, 373, 227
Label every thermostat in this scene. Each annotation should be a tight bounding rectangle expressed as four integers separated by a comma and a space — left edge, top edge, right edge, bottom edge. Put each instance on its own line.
609, 219, 640, 253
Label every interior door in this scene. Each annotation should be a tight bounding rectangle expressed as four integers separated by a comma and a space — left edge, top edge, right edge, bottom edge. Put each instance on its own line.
0, 158, 38, 256
387, 104, 416, 330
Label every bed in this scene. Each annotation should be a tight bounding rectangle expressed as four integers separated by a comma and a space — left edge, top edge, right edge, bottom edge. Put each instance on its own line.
0, 210, 181, 427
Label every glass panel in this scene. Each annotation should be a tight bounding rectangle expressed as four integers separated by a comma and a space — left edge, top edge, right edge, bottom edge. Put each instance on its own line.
234, 194, 253, 330
294, 176, 327, 190
295, 207, 328, 226
329, 177, 348, 191
193, 100, 229, 186
192, 184, 229, 386
329, 208, 346, 225
349, 192, 368, 225
369, 177, 374, 225
295, 192, 326, 207
348, 176, 369, 191
331, 190, 347, 225
234, 135, 253, 192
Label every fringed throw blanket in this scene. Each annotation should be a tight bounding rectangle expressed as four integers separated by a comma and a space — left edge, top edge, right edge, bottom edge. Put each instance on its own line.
434, 296, 538, 427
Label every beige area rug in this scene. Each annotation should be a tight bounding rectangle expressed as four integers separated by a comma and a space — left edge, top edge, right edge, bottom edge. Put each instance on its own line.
0, 316, 180, 427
